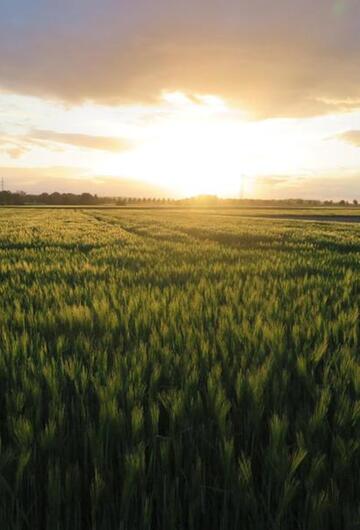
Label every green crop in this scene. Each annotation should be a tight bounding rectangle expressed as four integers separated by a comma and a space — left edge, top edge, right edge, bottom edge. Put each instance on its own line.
0, 207, 360, 529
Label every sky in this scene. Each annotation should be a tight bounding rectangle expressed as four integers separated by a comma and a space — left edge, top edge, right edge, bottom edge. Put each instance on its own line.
1, 0, 360, 199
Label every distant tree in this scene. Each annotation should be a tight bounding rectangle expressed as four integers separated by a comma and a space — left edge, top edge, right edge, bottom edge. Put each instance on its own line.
39, 193, 49, 204
353, 199, 358, 206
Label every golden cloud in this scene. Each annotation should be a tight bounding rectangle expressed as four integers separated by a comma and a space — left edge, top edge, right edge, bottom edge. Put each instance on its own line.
30, 130, 132, 152
335, 130, 360, 147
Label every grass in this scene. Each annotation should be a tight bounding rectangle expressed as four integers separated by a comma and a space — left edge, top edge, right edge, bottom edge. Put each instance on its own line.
0, 207, 360, 529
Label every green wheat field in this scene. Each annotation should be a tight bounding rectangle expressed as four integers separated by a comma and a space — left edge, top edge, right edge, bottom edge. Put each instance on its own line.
1, 207, 360, 530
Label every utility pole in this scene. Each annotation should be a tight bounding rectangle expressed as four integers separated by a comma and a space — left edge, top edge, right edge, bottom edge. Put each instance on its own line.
1, 177, 4, 192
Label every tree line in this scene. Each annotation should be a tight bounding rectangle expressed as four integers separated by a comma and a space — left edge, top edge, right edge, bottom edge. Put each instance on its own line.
0, 190, 358, 206
0, 191, 174, 206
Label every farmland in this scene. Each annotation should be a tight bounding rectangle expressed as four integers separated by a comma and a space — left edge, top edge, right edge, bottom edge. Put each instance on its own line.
1, 207, 360, 529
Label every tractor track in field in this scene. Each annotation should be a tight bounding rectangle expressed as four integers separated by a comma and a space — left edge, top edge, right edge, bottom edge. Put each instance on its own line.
250, 214, 360, 224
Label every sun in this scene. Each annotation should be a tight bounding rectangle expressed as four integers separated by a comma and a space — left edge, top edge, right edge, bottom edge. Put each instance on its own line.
99, 91, 301, 198
101, 93, 251, 197
132, 127, 246, 196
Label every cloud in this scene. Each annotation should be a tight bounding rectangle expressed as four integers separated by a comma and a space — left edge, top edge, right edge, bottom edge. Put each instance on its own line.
1, 1, 360, 117
0, 129, 131, 160
3, 147, 27, 159
0, 166, 174, 196
0, 135, 29, 159
29, 130, 131, 152
334, 130, 360, 147
253, 171, 360, 201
